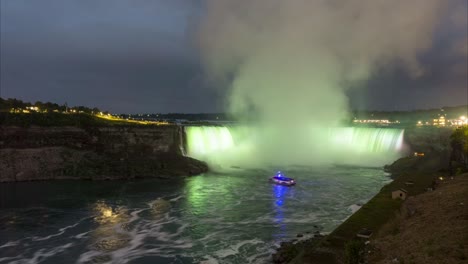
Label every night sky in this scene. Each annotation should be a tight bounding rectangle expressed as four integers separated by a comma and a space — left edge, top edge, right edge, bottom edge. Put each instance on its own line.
1, 0, 467, 113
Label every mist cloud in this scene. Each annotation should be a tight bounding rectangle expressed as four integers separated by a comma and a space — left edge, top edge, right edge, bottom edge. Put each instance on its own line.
197, 0, 451, 166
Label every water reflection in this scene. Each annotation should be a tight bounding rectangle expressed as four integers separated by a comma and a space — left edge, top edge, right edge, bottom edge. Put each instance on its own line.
272, 184, 289, 239
90, 201, 131, 253
186, 176, 209, 217
93, 201, 127, 225
185, 174, 238, 217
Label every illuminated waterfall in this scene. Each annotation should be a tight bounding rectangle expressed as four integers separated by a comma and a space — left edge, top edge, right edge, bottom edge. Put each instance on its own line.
328, 127, 404, 153
185, 126, 405, 167
185, 126, 235, 156
184, 126, 253, 167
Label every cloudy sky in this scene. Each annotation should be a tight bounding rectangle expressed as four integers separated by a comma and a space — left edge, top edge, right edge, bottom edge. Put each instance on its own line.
1, 0, 466, 113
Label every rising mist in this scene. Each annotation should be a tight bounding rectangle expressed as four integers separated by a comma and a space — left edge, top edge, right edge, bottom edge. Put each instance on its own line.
197, 0, 449, 167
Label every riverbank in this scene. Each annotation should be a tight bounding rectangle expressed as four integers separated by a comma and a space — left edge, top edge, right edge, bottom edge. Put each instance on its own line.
273, 126, 465, 264
0, 125, 208, 182
367, 173, 467, 264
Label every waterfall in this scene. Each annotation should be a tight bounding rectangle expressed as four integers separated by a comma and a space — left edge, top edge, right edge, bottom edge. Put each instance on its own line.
184, 126, 405, 167
185, 126, 235, 157
328, 127, 404, 153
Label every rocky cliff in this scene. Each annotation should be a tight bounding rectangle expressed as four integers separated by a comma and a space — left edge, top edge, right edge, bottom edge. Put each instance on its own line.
0, 126, 208, 182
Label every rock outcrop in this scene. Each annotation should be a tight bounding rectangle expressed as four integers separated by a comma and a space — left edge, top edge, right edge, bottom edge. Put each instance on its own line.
0, 126, 208, 182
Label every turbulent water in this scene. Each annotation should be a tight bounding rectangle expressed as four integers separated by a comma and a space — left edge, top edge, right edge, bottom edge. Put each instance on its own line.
0, 167, 392, 264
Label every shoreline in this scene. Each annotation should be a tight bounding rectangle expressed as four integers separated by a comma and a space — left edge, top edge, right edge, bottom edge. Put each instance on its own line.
273, 125, 462, 263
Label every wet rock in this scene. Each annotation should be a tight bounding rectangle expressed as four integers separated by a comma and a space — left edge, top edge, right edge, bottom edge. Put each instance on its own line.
272, 241, 299, 264
280, 242, 292, 247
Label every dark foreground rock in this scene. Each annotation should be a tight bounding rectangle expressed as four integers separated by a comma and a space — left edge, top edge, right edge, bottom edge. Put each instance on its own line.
0, 126, 208, 182
273, 241, 300, 264
0, 147, 208, 182
272, 235, 323, 264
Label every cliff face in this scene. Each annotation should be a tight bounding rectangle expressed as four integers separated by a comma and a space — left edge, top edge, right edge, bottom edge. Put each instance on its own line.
0, 126, 208, 182
384, 127, 454, 176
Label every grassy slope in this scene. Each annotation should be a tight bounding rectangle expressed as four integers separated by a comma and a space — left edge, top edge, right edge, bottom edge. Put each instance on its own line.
369, 174, 468, 264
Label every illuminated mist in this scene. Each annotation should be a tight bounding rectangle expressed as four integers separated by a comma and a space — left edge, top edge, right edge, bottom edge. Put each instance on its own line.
196, 0, 448, 167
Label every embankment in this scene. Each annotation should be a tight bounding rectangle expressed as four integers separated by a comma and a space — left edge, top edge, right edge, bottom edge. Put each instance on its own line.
0, 126, 208, 182
367, 174, 467, 264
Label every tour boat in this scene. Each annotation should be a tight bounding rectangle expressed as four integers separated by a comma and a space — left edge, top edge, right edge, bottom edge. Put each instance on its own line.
269, 171, 296, 186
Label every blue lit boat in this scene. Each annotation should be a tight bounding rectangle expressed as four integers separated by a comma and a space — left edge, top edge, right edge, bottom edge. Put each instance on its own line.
269, 171, 296, 186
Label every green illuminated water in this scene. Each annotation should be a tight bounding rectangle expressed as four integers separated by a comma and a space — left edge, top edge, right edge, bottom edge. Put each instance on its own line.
185, 126, 404, 167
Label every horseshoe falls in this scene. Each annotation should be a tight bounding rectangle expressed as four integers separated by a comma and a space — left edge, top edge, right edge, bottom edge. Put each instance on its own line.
184, 126, 405, 168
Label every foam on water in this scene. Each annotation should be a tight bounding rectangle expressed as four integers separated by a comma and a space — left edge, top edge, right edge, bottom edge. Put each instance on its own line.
31, 220, 83, 241
0, 241, 19, 249
5, 243, 74, 264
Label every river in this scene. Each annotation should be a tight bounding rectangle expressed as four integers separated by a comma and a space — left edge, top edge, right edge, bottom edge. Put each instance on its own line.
0, 166, 391, 264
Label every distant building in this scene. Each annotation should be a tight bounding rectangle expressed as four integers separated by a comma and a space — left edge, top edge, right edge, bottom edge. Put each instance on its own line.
433, 109, 447, 127
447, 116, 468, 126
26, 106, 39, 112
433, 115, 446, 127
392, 189, 408, 200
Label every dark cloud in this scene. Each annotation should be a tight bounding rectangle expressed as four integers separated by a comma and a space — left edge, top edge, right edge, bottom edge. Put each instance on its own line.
0, 0, 466, 113
0, 0, 215, 113
355, 0, 467, 111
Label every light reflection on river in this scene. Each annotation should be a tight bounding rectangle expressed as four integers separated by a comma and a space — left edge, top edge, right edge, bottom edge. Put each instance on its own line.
0, 166, 391, 264
272, 184, 288, 240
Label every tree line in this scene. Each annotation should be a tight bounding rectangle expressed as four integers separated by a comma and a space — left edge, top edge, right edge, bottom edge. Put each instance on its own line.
0, 97, 101, 114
